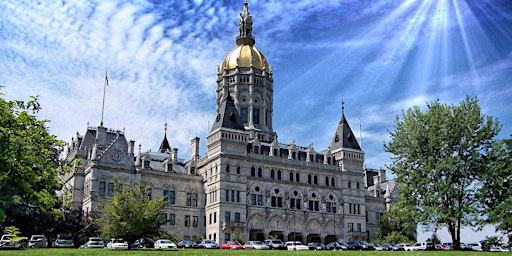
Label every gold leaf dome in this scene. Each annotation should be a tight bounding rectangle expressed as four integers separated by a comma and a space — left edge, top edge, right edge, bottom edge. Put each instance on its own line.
221, 44, 269, 71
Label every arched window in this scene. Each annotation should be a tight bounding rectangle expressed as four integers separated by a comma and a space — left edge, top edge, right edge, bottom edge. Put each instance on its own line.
295, 173, 300, 182
331, 177, 335, 187
237, 166, 241, 174
277, 170, 282, 180
325, 193, 337, 213
326, 177, 330, 186
226, 165, 230, 173
270, 187, 284, 208
308, 174, 312, 184
314, 175, 318, 185
308, 192, 320, 211
289, 172, 294, 182
289, 190, 302, 210
249, 185, 264, 206
257, 167, 262, 177
251, 167, 256, 177
271, 169, 275, 179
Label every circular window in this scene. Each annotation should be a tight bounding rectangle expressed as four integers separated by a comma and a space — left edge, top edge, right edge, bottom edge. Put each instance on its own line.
293, 191, 298, 196
274, 188, 279, 194
312, 193, 316, 198
329, 194, 334, 200
255, 186, 260, 192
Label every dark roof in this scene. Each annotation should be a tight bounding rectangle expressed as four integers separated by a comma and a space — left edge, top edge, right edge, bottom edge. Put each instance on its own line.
158, 133, 171, 153
329, 112, 361, 151
210, 93, 245, 132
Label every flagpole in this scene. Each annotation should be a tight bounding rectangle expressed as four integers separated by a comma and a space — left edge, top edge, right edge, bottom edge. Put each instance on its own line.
101, 68, 108, 127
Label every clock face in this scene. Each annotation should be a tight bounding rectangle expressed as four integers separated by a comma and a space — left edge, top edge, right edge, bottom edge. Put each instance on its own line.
111, 149, 122, 162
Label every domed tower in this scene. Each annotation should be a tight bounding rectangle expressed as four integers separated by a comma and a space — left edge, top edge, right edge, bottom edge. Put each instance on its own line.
216, 0, 275, 142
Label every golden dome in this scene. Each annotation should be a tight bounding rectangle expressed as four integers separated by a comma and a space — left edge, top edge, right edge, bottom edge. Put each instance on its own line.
221, 44, 269, 71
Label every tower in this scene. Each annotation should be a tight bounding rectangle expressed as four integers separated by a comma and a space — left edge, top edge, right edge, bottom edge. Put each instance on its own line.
216, 0, 275, 142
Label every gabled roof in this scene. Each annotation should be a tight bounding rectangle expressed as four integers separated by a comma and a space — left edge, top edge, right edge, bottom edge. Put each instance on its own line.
210, 93, 246, 132
329, 105, 361, 151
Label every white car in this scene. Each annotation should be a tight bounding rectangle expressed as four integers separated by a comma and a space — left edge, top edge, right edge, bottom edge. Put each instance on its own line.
106, 238, 128, 249
84, 237, 104, 248
285, 241, 309, 250
154, 239, 177, 249
244, 241, 270, 250
404, 243, 419, 251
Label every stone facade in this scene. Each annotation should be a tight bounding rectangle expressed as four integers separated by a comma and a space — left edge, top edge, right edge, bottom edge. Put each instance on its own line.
61, 1, 397, 244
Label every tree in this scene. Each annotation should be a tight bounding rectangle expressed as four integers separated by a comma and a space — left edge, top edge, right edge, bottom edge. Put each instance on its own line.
0, 91, 65, 226
477, 137, 512, 235
384, 97, 501, 249
98, 182, 166, 249
376, 203, 417, 242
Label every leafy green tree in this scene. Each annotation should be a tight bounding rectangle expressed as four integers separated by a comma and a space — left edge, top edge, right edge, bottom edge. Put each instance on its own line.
477, 138, 512, 235
192, 233, 205, 243
382, 231, 414, 244
385, 97, 501, 249
376, 203, 417, 242
0, 91, 65, 226
4, 226, 28, 247
98, 182, 166, 249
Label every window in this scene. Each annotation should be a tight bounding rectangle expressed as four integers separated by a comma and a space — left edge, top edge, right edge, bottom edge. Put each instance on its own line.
146, 187, 152, 199
314, 175, 318, 185
348, 223, 354, 232
326, 177, 330, 186
214, 212, 217, 223
169, 214, 175, 225
237, 166, 240, 174
209, 213, 212, 224
225, 211, 231, 221
277, 170, 281, 180
331, 177, 335, 187
107, 182, 114, 196
234, 212, 240, 222
357, 223, 362, 232
185, 215, 190, 226
192, 193, 198, 206
289, 172, 294, 182
237, 191, 240, 202
271, 169, 275, 179
144, 160, 150, 168
257, 167, 262, 177
225, 233, 231, 242
231, 190, 235, 202
193, 216, 198, 227
251, 167, 256, 177
295, 173, 300, 182
99, 181, 106, 196
308, 174, 312, 184
241, 107, 248, 123
253, 108, 260, 124
226, 165, 230, 173
169, 191, 175, 204
225, 190, 229, 202
186, 192, 192, 206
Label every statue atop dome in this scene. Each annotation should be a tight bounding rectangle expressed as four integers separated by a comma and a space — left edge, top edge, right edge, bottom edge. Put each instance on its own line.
236, 0, 255, 46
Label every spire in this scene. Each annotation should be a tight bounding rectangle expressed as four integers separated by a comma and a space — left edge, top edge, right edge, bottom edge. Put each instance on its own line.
158, 123, 171, 153
210, 90, 245, 132
329, 102, 361, 151
236, 0, 255, 46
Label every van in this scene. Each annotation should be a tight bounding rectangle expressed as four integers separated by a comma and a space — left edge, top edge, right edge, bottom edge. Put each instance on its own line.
420, 242, 435, 250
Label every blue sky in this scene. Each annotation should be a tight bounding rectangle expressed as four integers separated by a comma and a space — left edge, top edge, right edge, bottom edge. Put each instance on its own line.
1, 0, 511, 242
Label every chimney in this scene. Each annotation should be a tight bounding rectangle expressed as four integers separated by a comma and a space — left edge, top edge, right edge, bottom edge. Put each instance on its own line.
128, 140, 135, 156
171, 148, 178, 162
191, 137, 200, 160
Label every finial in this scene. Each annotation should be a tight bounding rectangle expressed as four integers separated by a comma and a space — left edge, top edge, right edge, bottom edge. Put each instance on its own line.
342, 100, 345, 115
165, 122, 168, 133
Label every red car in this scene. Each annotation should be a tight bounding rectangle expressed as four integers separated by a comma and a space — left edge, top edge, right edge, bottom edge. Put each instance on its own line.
220, 241, 244, 250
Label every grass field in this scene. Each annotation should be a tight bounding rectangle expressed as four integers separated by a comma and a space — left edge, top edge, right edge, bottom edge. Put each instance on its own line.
0, 249, 510, 256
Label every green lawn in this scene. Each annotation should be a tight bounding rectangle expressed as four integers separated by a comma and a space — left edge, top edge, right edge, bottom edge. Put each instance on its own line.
0, 249, 510, 256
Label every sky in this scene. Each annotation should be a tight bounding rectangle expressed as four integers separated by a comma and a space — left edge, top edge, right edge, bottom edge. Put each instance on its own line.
1, 0, 511, 243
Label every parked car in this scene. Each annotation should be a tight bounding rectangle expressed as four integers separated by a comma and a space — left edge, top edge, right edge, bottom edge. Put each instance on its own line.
106, 238, 128, 249
264, 239, 286, 250
177, 240, 196, 248
308, 242, 325, 250
325, 241, 349, 250
357, 240, 375, 250
220, 240, 243, 249
490, 246, 510, 252
346, 241, 363, 250
80, 237, 104, 248
27, 235, 47, 248
53, 234, 74, 248
285, 241, 309, 250
404, 243, 421, 251
373, 244, 385, 250
154, 239, 177, 249
243, 241, 269, 250
130, 238, 155, 249
0, 234, 20, 249
197, 239, 219, 249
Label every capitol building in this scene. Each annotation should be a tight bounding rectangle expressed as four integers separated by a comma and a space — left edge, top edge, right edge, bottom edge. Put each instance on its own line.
61, 1, 397, 244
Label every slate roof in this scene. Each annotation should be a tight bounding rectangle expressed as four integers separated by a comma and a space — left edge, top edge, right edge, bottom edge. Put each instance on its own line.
210, 93, 246, 132
329, 110, 361, 151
